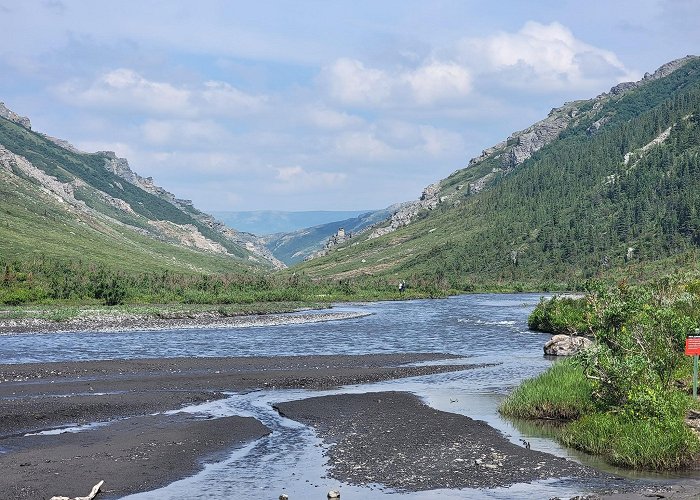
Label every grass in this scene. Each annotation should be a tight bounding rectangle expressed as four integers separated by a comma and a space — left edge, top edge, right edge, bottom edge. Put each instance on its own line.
562, 412, 699, 469
501, 358, 700, 470
499, 359, 594, 420
0, 167, 259, 278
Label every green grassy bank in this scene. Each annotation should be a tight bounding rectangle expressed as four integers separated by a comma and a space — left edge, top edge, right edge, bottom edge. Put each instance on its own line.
501, 275, 700, 470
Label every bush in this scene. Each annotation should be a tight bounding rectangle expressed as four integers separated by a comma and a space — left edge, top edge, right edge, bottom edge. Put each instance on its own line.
580, 279, 698, 411
516, 276, 700, 470
528, 296, 589, 334
0, 287, 47, 305
94, 276, 127, 306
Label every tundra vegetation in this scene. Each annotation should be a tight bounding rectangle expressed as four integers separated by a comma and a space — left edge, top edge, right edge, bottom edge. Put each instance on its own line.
0, 257, 436, 313
501, 275, 700, 470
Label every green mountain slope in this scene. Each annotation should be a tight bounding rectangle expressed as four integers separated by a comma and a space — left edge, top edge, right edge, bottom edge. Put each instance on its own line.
0, 107, 279, 274
296, 56, 700, 289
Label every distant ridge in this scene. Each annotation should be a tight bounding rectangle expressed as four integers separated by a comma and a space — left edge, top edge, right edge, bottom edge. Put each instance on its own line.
212, 210, 374, 235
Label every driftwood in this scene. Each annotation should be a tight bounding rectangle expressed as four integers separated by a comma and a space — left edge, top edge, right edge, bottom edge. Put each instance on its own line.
50, 480, 104, 500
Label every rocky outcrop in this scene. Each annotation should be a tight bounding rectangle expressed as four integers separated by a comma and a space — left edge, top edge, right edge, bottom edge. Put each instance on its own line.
0, 145, 81, 206
623, 126, 672, 167
543, 335, 593, 356
0, 102, 31, 129
501, 102, 581, 170
41, 135, 85, 154
608, 54, 697, 97
368, 185, 440, 239
99, 151, 284, 268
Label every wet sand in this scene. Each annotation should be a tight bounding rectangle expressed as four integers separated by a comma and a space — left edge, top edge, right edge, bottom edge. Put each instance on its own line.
2, 413, 268, 500
275, 391, 607, 491
2, 352, 697, 499
0, 353, 476, 499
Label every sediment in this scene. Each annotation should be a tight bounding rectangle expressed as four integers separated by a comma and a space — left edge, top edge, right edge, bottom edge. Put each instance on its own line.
0, 353, 474, 499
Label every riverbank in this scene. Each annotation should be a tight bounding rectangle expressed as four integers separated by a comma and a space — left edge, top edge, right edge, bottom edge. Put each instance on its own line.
0, 306, 371, 335
0, 353, 476, 499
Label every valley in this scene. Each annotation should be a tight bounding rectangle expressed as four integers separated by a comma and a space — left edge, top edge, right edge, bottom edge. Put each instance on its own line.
2, 51, 700, 500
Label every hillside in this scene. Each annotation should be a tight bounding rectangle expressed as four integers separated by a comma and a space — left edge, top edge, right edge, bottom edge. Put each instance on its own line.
0, 104, 282, 275
295, 56, 700, 289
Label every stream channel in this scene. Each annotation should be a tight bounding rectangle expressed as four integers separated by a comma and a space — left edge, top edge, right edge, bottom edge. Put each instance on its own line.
3, 293, 695, 499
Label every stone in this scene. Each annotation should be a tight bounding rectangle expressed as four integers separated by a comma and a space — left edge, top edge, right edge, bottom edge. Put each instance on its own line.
327, 490, 341, 498
279, 494, 289, 500
0, 101, 31, 129
543, 335, 593, 356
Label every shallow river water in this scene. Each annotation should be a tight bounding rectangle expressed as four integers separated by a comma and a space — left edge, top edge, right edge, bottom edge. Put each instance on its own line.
2, 294, 691, 498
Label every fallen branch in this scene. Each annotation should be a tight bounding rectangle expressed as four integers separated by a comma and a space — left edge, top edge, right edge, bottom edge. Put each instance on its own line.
50, 480, 104, 500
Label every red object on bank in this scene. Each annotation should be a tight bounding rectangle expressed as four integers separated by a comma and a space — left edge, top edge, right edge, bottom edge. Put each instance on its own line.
686, 336, 700, 355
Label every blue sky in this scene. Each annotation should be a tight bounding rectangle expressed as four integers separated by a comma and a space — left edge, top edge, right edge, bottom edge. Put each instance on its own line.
0, 1, 697, 211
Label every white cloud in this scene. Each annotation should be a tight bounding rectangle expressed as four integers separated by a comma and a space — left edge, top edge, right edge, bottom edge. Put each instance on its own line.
403, 61, 472, 104
56, 68, 267, 117
143, 151, 250, 175
333, 131, 393, 160
199, 81, 268, 115
322, 58, 393, 106
319, 21, 635, 109
271, 165, 347, 193
333, 121, 464, 161
140, 119, 229, 146
58, 68, 191, 114
321, 57, 472, 108
417, 125, 464, 156
462, 21, 637, 90
306, 106, 364, 130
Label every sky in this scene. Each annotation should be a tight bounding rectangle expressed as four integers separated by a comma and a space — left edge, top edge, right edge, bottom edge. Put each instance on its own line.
0, 1, 698, 212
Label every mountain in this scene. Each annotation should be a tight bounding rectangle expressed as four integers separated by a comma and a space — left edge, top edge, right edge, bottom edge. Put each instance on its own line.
0, 103, 283, 274
295, 56, 700, 289
261, 205, 403, 265
211, 210, 375, 235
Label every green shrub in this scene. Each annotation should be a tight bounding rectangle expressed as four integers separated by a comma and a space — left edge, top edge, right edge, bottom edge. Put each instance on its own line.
0, 286, 48, 305
528, 296, 589, 334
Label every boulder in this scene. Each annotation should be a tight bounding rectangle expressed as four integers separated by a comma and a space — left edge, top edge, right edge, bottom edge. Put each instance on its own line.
544, 335, 592, 356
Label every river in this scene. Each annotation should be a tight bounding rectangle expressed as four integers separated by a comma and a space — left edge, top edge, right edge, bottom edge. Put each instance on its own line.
1, 294, 686, 498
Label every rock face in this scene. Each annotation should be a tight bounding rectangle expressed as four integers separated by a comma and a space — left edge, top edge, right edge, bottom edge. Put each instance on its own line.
501, 102, 580, 170
100, 150, 284, 268
0, 102, 31, 129
0, 145, 82, 207
543, 335, 593, 356
367, 185, 440, 239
